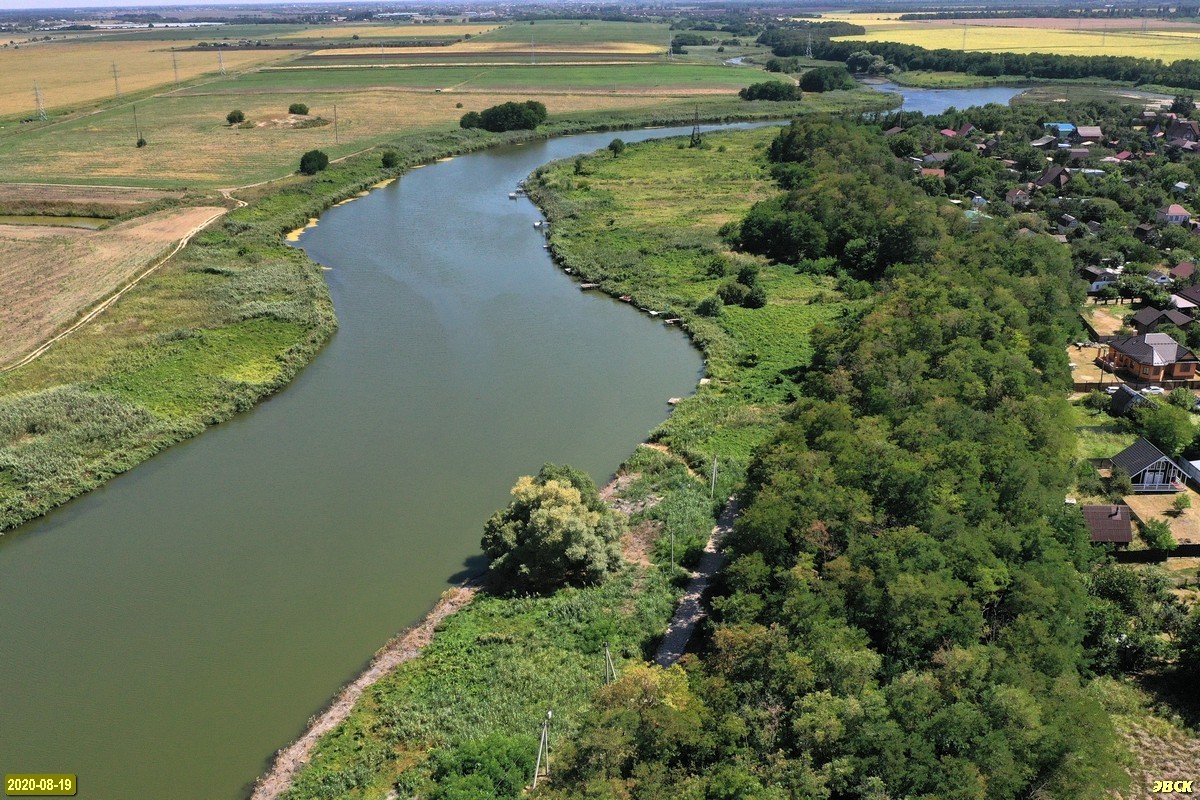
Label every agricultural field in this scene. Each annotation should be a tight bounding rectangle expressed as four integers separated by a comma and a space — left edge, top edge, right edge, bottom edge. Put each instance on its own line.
472, 19, 671, 47
0, 38, 288, 118
0, 205, 225, 367
274, 23, 501, 40
832, 14, 1200, 63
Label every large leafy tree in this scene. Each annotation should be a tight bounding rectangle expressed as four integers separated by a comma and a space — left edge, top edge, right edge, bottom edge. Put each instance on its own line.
481, 463, 624, 592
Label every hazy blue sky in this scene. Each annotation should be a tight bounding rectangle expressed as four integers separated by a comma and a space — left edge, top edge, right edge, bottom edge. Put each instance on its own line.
0, 0, 340, 9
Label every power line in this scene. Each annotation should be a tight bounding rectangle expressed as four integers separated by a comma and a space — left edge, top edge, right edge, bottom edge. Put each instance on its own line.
33, 81, 47, 121
532, 710, 552, 789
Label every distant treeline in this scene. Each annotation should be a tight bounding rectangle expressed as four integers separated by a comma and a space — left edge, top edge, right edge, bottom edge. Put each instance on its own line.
768, 31, 1200, 89
899, 6, 1200, 18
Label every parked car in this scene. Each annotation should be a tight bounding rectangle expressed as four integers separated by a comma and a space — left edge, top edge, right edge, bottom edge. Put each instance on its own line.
1104, 385, 1122, 394
1144, 386, 1166, 395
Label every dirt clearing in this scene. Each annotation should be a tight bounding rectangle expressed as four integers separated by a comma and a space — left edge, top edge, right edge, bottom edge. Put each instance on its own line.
0, 205, 225, 367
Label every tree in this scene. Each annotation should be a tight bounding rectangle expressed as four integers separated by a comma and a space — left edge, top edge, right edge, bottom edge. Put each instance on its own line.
608, 138, 626, 157
798, 66, 855, 93
738, 81, 803, 101
461, 101, 548, 132
481, 463, 624, 592
1168, 387, 1197, 410
226, 109, 245, 125
1171, 94, 1195, 115
1110, 467, 1134, 498
381, 150, 398, 169
1173, 493, 1192, 515
288, 102, 309, 115
1140, 517, 1178, 551
1134, 402, 1196, 456
298, 149, 329, 175
459, 111, 483, 129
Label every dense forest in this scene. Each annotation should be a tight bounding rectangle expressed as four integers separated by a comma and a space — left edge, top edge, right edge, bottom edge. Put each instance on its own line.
526, 117, 1200, 799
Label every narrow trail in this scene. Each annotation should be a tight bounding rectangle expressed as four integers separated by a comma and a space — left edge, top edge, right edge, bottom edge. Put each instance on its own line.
0, 205, 229, 374
250, 584, 479, 800
655, 496, 737, 667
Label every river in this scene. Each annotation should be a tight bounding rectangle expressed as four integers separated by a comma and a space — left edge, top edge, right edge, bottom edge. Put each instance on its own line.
0, 85, 1021, 800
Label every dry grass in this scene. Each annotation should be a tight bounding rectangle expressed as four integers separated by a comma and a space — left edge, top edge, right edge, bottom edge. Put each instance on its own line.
1117, 719, 1200, 799
0, 90, 685, 186
276, 24, 501, 40
312, 40, 664, 57
1086, 302, 1138, 337
0, 39, 287, 117
1124, 490, 1200, 545
836, 22, 1200, 63
0, 206, 225, 366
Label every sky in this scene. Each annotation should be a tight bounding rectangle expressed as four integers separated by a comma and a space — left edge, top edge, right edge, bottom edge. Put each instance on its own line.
0, 0, 390, 10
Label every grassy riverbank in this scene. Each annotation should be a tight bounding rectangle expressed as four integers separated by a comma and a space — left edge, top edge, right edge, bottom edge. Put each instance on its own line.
0, 90, 893, 535
280, 124, 855, 797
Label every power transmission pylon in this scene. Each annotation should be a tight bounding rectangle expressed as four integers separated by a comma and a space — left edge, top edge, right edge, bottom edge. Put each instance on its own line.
33, 81, 47, 120
603, 642, 618, 685
218, 48, 226, 76
532, 710, 552, 788
111, 62, 122, 99
689, 106, 702, 148
804, 29, 813, 59
171, 51, 179, 85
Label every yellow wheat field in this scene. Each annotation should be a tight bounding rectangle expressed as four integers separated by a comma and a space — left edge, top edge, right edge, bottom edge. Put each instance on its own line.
0, 39, 286, 117
277, 24, 501, 40
836, 25, 1200, 63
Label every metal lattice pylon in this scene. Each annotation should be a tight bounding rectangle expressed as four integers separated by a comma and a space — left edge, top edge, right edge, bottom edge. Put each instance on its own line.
33, 81, 47, 120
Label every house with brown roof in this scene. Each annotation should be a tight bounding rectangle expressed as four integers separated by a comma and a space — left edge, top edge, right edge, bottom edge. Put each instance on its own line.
1005, 187, 1030, 207
1075, 124, 1103, 142
1034, 165, 1071, 190
1082, 505, 1133, 545
1167, 119, 1200, 142
1170, 261, 1195, 281
1131, 307, 1195, 334
920, 168, 945, 178
1157, 204, 1192, 225
1105, 332, 1199, 382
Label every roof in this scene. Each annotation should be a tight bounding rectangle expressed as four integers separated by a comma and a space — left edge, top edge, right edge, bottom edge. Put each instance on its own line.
1035, 165, 1070, 187
1112, 437, 1173, 477
1082, 505, 1134, 544
883, 126, 904, 136
1077, 125, 1103, 139
1110, 384, 1150, 417
1131, 307, 1193, 328
1031, 135, 1056, 147
1047, 122, 1076, 133
923, 152, 952, 163
920, 168, 945, 177
1109, 332, 1198, 366
1160, 203, 1192, 217
940, 128, 958, 137
1171, 261, 1195, 279
1006, 187, 1029, 200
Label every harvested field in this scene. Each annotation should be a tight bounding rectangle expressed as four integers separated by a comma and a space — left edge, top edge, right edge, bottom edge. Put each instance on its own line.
275, 23, 501, 40
0, 205, 225, 367
473, 19, 669, 46
0, 39, 287, 118
310, 40, 665, 57
835, 23, 1200, 63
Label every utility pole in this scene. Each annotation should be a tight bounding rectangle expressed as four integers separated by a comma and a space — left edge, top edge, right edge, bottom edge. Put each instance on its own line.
603, 642, 618, 685
531, 29, 535, 64
111, 62, 122, 99
218, 48, 226, 76
333, 103, 339, 144
532, 710, 552, 789
961, 26, 967, 51
33, 81, 47, 121
171, 51, 179, 86
709, 453, 718, 499
133, 104, 141, 140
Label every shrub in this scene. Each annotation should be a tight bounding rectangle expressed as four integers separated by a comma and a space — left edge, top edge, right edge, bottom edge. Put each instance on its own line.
1109, 467, 1134, 499
288, 103, 309, 115
427, 734, 534, 800
381, 150, 398, 169
1140, 517, 1178, 551
460, 101, 547, 132
459, 111, 483, 129
1173, 493, 1192, 515
136, 137, 146, 148
226, 109, 245, 125
481, 463, 625, 593
298, 149, 329, 176
798, 66, 855, 93
608, 138, 626, 157
696, 295, 724, 317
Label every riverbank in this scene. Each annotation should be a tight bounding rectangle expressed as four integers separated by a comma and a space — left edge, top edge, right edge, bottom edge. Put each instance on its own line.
278, 121, 853, 800
0, 89, 894, 537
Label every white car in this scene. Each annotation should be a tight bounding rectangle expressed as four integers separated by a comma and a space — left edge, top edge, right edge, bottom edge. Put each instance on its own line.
1104, 385, 1122, 394
1144, 386, 1166, 395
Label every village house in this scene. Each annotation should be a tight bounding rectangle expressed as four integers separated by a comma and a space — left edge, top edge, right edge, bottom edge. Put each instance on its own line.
1170, 261, 1195, 281
1167, 119, 1200, 143
920, 168, 945, 178
922, 152, 953, 166
1075, 124, 1103, 142
1130, 307, 1195, 334
1081, 504, 1134, 545
1172, 283, 1200, 310
1005, 187, 1030, 207
1045, 122, 1076, 140
1109, 384, 1151, 418
1111, 438, 1186, 493
1031, 134, 1056, 148
1105, 332, 1199, 382
1157, 204, 1192, 225
1034, 165, 1071, 190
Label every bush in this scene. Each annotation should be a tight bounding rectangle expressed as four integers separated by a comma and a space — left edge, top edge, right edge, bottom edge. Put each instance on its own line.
608, 138, 626, 157
1083, 390, 1110, 413
459, 111, 483, 129
288, 103, 309, 115
381, 150, 398, 169
481, 463, 625, 593
226, 109, 245, 125
298, 149, 329, 176
1140, 517, 1178, 551
1109, 467, 1134, 499
136, 137, 146, 148
696, 295, 724, 317
1173, 493, 1192, 515
427, 734, 534, 800
738, 81, 802, 101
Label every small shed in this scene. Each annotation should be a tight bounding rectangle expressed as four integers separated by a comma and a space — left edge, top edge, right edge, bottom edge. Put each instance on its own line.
1082, 504, 1133, 545
1111, 438, 1186, 493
